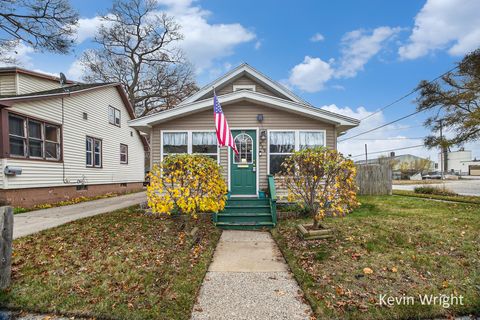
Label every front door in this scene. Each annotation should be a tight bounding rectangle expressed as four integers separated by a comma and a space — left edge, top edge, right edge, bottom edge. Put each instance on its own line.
230, 130, 257, 195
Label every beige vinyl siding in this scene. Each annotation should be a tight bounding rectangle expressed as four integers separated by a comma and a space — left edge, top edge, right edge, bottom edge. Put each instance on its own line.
150, 102, 335, 190
0, 74, 17, 95
2, 87, 145, 189
199, 75, 290, 101
17, 73, 61, 94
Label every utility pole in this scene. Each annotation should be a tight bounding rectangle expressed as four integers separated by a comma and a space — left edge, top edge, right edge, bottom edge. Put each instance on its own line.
439, 120, 444, 180
365, 144, 368, 164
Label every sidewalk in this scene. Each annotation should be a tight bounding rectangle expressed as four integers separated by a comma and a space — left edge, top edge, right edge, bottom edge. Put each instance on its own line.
13, 191, 146, 239
191, 230, 313, 320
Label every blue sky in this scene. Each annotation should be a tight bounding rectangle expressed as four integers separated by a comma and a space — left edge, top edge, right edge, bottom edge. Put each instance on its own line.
5, 0, 480, 161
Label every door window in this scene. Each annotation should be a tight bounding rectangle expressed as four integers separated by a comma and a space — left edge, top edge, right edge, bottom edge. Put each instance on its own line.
233, 133, 253, 164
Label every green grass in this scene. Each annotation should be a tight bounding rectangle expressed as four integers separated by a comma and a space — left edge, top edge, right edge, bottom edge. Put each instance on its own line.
393, 189, 480, 204
0, 207, 221, 320
272, 195, 480, 320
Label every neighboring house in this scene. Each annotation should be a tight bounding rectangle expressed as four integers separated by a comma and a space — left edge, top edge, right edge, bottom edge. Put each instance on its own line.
129, 63, 359, 229
0, 67, 147, 207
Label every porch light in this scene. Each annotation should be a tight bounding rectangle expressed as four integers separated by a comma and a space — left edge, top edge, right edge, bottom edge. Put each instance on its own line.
260, 130, 267, 140
256, 114, 264, 122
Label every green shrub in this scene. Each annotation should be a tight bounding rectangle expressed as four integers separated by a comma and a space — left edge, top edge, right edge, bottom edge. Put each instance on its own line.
414, 186, 458, 196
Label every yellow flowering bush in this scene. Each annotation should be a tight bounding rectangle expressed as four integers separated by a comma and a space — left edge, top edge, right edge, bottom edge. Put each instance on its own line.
280, 147, 359, 229
147, 154, 228, 217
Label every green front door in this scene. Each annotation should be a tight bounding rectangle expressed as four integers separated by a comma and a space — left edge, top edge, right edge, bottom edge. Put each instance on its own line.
230, 130, 257, 195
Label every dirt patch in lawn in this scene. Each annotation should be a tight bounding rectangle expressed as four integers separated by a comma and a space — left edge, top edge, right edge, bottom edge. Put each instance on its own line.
272, 196, 480, 320
0, 207, 221, 320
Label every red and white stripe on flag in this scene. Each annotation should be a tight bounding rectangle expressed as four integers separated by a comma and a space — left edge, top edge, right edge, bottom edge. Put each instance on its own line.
214, 92, 238, 154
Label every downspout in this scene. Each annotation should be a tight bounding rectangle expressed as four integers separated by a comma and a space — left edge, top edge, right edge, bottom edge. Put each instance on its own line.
62, 96, 67, 184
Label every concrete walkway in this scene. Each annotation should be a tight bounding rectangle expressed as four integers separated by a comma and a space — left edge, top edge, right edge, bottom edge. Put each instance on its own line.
191, 230, 313, 320
13, 191, 146, 239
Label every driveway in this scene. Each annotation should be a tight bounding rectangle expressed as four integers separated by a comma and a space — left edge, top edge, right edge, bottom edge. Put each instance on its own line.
13, 191, 146, 239
393, 179, 480, 196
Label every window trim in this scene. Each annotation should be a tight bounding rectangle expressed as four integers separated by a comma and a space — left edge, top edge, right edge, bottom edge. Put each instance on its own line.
86, 136, 103, 168
267, 129, 326, 175
5, 111, 63, 162
108, 106, 121, 127
160, 130, 220, 163
120, 143, 128, 164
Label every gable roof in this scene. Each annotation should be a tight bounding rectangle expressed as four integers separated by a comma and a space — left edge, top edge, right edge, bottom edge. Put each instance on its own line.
128, 89, 360, 132
0, 67, 76, 84
0, 82, 149, 150
181, 63, 309, 105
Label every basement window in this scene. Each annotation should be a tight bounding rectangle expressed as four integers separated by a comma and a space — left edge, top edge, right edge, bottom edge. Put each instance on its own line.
76, 185, 88, 191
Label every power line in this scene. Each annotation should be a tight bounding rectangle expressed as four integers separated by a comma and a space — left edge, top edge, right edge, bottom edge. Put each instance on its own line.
339, 110, 424, 142
349, 144, 425, 158
360, 64, 459, 121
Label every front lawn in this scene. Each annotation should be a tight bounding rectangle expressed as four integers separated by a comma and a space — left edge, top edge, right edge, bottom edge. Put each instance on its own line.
272, 196, 480, 320
0, 207, 221, 320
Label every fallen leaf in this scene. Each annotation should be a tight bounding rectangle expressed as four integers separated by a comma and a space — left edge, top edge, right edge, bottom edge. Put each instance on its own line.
363, 267, 373, 275
391, 267, 398, 273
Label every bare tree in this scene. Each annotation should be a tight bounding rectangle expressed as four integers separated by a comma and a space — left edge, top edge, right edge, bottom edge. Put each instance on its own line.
0, 0, 78, 62
79, 0, 198, 116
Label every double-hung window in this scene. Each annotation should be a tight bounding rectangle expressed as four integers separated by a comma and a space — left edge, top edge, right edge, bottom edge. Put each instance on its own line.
86, 136, 102, 167
162, 131, 218, 161
163, 132, 188, 157
269, 131, 295, 174
192, 132, 218, 160
120, 144, 128, 164
268, 130, 326, 174
8, 113, 61, 160
108, 106, 121, 127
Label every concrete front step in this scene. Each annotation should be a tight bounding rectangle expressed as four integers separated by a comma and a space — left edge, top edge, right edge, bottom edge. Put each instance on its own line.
215, 222, 275, 230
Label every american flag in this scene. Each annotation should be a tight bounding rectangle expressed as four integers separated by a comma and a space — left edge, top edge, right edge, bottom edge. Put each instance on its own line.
214, 92, 238, 154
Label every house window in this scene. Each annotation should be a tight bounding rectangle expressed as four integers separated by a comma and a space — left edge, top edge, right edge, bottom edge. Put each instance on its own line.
268, 130, 326, 174
269, 131, 295, 174
299, 131, 325, 150
108, 106, 121, 127
163, 132, 188, 155
161, 131, 219, 162
192, 132, 217, 160
120, 144, 128, 164
8, 113, 61, 160
86, 136, 102, 167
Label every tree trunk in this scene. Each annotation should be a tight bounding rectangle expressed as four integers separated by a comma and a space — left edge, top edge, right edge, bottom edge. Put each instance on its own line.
0, 206, 13, 289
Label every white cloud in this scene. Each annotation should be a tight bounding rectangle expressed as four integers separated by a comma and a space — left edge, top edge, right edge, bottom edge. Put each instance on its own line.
322, 104, 435, 160
310, 33, 325, 42
288, 27, 400, 92
254, 40, 262, 50
74, 16, 109, 43
336, 26, 401, 78
154, 1, 255, 73
66, 59, 85, 81
288, 56, 334, 92
399, 0, 480, 59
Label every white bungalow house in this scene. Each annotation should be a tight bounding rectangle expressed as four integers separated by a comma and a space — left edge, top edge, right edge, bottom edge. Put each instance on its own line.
0, 67, 147, 208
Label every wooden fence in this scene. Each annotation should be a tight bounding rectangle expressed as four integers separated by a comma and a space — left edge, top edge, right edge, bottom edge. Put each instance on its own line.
355, 163, 392, 195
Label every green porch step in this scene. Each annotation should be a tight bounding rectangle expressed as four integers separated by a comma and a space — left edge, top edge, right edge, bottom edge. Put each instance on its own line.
216, 213, 273, 223
222, 205, 271, 214
215, 197, 275, 230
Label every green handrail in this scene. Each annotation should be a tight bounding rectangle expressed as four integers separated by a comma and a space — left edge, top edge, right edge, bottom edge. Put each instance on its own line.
267, 175, 277, 201
268, 175, 277, 225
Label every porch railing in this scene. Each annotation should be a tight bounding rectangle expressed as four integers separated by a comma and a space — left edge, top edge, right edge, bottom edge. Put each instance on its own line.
267, 175, 277, 225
